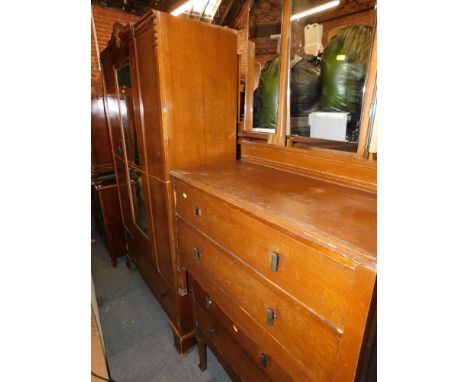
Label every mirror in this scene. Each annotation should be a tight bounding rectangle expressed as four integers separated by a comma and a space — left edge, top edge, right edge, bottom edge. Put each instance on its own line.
129, 166, 149, 235
248, 0, 283, 132
287, 0, 376, 152
116, 64, 140, 166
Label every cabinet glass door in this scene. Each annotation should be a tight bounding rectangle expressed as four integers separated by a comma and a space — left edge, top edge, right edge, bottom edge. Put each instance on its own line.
116, 63, 150, 236
117, 64, 140, 167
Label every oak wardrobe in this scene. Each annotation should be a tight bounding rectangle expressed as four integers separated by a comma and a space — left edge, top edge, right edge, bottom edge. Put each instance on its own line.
100, 10, 238, 352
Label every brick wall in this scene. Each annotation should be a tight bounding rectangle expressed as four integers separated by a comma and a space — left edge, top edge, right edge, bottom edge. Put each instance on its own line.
91, 4, 140, 96
233, 1, 249, 81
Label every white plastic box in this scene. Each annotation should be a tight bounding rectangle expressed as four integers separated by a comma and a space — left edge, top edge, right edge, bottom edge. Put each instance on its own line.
308, 112, 349, 141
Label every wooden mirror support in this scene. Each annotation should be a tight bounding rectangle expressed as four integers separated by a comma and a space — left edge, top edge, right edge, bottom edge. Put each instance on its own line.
269, 0, 291, 146
357, 16, 377, 160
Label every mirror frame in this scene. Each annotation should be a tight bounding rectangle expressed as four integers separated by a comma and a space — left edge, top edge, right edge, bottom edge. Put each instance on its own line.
114, 60, 150, 238
242, 0, 377, 160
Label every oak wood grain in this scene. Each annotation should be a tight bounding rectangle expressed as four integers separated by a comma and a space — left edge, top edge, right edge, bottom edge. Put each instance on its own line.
172, 161, 376, 263
175, 179, 358, 327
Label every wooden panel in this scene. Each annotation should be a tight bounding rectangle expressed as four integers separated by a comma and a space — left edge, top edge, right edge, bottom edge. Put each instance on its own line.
114, 156, 154, 267
178, 219, 341, 382
190, 276, 294, 382
175, 180, 356, 328
270, 0, 291, 146
91, 95, 114, 173
336, 266, 376, 382
184, 261, 312, 381
172, 161, 376, 263
101, 52, 125, 158
192, 288, 270, 381
357, 16, 377, 159
95, 181, 126, 265
127, 235, 179, 325
133, 21, 167, 181
156, 12, 238, 171
242, 41, 255, 132
147, 176, 175, 286
241, 140, 377, 193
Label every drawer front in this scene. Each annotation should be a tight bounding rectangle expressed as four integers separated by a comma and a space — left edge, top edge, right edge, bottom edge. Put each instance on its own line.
175, 179, 356, 329
191, 279, 269, 382
178, 219, 341, 382
190, 276, 293, 382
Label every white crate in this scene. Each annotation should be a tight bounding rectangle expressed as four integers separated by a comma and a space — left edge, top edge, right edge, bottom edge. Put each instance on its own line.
308, 112, 349, 141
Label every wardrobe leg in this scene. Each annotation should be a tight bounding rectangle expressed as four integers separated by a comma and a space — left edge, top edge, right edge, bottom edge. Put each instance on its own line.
198, 339, 207, 371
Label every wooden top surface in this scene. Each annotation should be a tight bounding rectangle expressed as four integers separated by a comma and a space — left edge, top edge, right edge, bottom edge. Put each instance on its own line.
171, 161, 376, 266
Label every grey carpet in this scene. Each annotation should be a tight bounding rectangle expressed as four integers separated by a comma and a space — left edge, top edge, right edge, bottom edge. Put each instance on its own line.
92, 234, 231, 382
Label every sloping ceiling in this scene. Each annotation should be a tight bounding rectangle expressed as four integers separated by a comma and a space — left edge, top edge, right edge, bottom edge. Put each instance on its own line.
91, 0, 247, 26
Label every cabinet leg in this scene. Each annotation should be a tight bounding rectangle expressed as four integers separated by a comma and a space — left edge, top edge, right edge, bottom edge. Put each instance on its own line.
111, 256, 117, 268
198, 338, 207, 371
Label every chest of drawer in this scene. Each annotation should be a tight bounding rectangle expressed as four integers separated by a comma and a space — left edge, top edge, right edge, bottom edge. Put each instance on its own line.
178, 218, 341, 382
190, 275, 292, 382
175, 179, 356, 330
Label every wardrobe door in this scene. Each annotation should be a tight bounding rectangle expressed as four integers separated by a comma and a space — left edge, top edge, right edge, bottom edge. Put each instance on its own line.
115, 60, 156, 268
101, 53, 125, 159
133, 22, 166, 181
133, 22, 174, 281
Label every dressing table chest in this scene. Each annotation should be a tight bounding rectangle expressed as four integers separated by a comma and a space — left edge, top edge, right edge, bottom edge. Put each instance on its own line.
171, 143, 376, 381
172, 0, 377, 379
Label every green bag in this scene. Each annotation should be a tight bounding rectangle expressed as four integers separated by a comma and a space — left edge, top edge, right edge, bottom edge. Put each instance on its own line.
321, 25, 372, 113
253, 56, 281, 130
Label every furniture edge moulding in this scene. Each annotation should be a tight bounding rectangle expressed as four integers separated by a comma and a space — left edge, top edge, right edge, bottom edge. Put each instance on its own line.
240, 140, 377, 194
269, 0, 292, 146
153, 11, 172, 179
357, 12, 377, 159
335, 265, 376, 382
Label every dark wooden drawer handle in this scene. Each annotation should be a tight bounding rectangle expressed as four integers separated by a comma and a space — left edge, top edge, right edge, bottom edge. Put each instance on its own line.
193, 247, 201, 262
266, 308, 276, 326
271, 252, 279, 272
207, 328, 215, 339
205, 296, 213, 309
194, 207, 202, 216
260, 352, 268, 368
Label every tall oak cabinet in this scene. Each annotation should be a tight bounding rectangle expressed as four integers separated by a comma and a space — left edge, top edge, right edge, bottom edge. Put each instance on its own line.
100, 11, 237, 352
